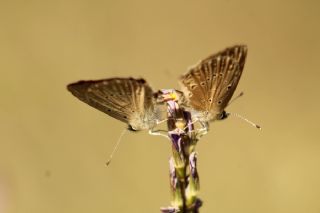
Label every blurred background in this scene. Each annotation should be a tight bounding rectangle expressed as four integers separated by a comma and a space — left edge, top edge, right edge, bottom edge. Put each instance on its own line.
1, 0, 320, 212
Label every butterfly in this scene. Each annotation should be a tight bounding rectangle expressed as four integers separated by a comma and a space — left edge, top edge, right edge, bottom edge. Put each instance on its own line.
67, 45, 248, 132
67, 78, 161, 131
179, 45, 247, 129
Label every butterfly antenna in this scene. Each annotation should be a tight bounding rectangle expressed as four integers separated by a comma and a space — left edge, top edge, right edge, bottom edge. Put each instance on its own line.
227, 91, 244, 107
227, 112, 261, 130
106, 129, 128, 166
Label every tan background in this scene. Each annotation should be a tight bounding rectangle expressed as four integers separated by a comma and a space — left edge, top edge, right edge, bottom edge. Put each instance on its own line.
1, 0, 320, 212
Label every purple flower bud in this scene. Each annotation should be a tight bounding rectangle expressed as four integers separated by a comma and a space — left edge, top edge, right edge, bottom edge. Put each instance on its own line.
193, 199, 203, 212
169, 158, 177, 189
160, 206, 179, 213
168, 132, 181, 152
189, 152, 198, 179
183, 111, 194, 132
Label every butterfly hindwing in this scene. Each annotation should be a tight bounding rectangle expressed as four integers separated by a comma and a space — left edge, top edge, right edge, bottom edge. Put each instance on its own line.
67, 78, 156, 129
179, 45, 247, 120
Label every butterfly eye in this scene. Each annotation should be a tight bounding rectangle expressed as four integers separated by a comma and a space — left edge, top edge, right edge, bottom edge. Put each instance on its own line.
127, 125, 137, 131
227, 84, 232, 90
217, 100, 222, 105
123, 116, 128, 119
200, 82, 205, 86
206, 78, 210, 81
190, 85, 197, 90
136, 79, 146, 84
208, 98, 212, 103
219, 111, 228, 120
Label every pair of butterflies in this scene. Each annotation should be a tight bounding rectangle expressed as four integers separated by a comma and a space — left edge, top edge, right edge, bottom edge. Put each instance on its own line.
67, 45, 247, 131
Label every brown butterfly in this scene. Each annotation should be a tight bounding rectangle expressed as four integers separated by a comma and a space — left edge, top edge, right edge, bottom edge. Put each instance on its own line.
179, 45, 247, 129
67, 78, 161, 131
67, 45, 248, 132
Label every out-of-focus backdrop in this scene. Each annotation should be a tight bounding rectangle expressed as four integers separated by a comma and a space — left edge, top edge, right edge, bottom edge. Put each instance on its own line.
1, 0, 320, 212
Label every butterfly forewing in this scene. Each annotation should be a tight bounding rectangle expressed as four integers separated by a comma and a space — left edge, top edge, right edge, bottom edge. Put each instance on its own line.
67, 78, 157, 130
179, 45, 247, 121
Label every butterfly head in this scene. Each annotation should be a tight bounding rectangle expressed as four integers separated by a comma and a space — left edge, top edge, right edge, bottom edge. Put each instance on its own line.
216, 110, 229, 120
193, 110, 229, 123
127, 125, 138, 132
205, 110, 229, 122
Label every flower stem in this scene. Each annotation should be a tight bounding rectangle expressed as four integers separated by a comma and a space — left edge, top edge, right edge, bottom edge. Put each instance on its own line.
160, 90, 202, 213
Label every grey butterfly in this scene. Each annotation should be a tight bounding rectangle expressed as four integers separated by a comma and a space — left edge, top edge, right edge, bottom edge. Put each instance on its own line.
179, 45, 247, 129
67, 78, 160, 131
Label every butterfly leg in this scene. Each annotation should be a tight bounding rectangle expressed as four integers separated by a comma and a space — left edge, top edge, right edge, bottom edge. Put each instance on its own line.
156, 119, 168, 125
195, 121, 209, 137
148, 128, 169, 139
177, 119, 209, 140
182, 119, 209, 136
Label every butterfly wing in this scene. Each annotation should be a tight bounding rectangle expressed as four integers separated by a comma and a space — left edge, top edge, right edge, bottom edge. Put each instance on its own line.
179, 45, 247, 120
67, 78, 156, 130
